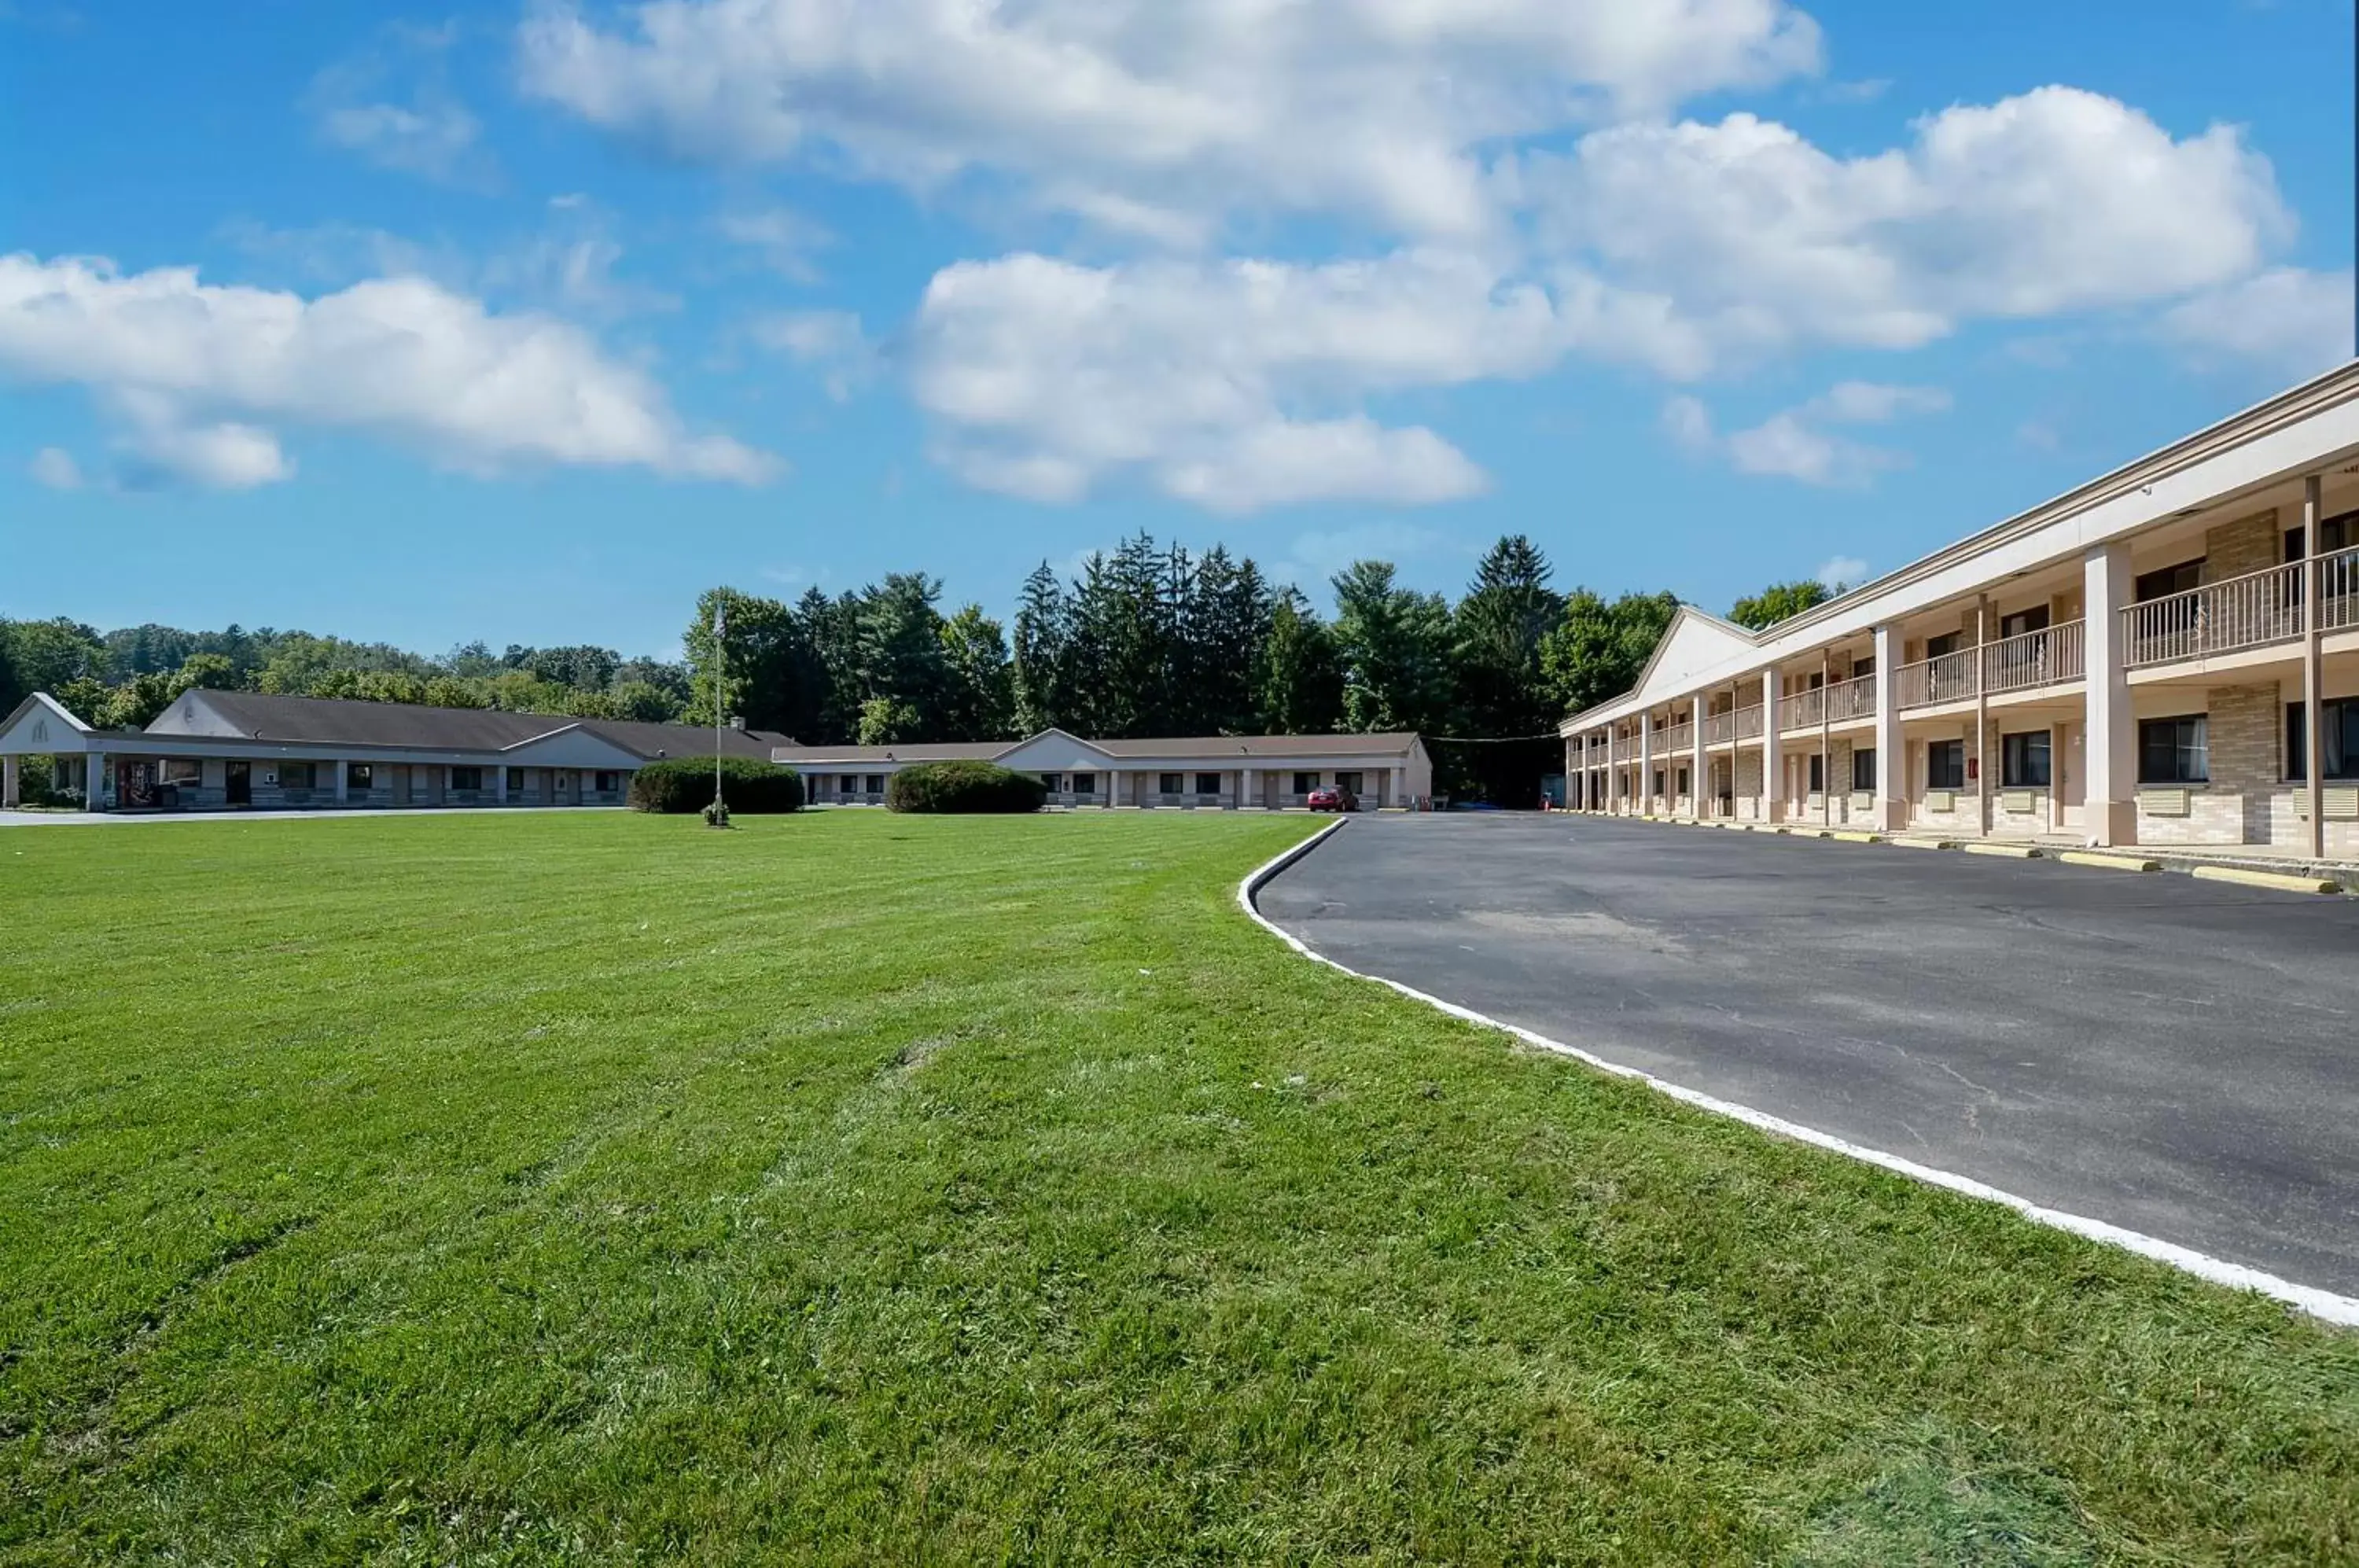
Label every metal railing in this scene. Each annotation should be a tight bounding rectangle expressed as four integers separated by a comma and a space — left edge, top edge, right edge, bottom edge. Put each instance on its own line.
1983, 619, 2085, 694
2320, 546, 2359, 633
1897, 650, 1978, 710
2123, 559, 2302, 667
1826, 675, 1877, 722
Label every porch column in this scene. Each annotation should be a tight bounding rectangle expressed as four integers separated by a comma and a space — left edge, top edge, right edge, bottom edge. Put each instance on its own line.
1761, 672, 1782, 823
1818, 650, 1832, 826
334, 761, 350, 804
1604, 725, 1618, 814
87, 752, 107, 812
2302, 473, 2324, 859
1639, 713, 1654, 816
1872, 626, 1904, 830
1974, 593, 1992, 838
495, 766, 510, 806
2, 755, 17, 808
2082, 541, 2138, 847
1690, 696, 1706, 819
1238, 767, 1254, 810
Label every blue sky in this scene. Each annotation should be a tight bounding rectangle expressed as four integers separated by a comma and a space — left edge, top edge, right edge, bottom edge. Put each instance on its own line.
3, 0, 2352, 661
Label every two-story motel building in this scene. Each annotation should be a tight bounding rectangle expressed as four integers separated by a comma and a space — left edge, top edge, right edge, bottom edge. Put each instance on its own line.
1560, 362, 2359, 859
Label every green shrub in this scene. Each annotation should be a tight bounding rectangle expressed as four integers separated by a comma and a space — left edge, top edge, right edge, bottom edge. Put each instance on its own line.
885, 761, 1047, 815
628, 756, 804, 815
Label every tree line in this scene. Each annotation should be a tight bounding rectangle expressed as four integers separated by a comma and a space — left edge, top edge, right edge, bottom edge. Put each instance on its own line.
5, 543, 1835, 801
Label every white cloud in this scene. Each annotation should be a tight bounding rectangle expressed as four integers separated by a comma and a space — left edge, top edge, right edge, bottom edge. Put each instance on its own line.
1815, 554, 1868, 590
27, 446, 81, 489
307, 23, 491, 186
1665, 381, 1947, 487
752, 310, 880, 401
2160, 267, 2353, 382
715, 207, 834, 282
1528, 86, 2291, 369
0, 253, 774, 489
908, 248, 1563, 510
520, 0, 1822, 241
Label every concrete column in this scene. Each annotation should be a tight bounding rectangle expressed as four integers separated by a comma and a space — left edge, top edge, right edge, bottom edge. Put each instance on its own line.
334, 761, 349, 804
2, 754, 17, 808
1974, 594, 1991, 838
1872, 625, 1905, 830
1689, 696, 1706, 819
1639, 713, 1654, 816
2083, 540, 2138, 847
1761, 671, 1783, 823
2302, 473, 2324, 859
1603, 725, 1617, 814
87, 753, 106, 812
495, 765, 510, 806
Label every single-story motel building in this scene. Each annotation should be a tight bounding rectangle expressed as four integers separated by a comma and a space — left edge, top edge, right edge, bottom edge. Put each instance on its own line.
0, 687, 1433, 814
1560, 359, 2359, 858
774, 731, 1432, 810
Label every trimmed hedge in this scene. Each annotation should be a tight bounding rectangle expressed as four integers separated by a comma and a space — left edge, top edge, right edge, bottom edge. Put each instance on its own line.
885, 761, 1047, 815
629, 756, 804, 815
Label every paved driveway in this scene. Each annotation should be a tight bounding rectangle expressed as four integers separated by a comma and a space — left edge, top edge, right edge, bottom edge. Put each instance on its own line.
1258, 813, 2359, 1298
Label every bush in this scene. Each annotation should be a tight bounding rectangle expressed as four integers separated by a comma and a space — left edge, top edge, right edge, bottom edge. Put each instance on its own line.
628, 756, 804, 815
885, 761, 1047, 815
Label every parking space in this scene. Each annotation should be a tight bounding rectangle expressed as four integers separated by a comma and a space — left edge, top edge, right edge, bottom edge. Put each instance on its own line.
1258, 812, 2359, 1297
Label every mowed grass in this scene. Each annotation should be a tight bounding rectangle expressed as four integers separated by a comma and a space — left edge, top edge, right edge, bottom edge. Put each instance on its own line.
1, 812, 2353, 1565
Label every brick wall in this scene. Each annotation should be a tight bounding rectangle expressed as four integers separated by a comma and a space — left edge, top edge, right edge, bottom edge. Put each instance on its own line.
2202, 509, 2281, 582
2135, 682, 2276, 845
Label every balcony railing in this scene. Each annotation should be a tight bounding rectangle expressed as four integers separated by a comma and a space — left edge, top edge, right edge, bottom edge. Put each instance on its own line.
1826, 675, 1876, 722
1983, 619, 2085, 694
1702, 710, 1734, 744
2327, 547, 2359, 632
1897, 650, 1978, 710
2123, 559, 2305, 668
1656, 720, 1694, 753
1732, 704, 1765, 741
1779, 687, 1823, 731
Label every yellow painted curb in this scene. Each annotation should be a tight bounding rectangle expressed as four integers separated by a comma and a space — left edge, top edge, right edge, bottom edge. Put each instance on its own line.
1800, 829, 1835, 839
2191, 865, 2342, 895
1831, 830, 1883, 844
1962, 843, 2042, 859
1893, 837, 1958, 850
2058, 851, 2162, 873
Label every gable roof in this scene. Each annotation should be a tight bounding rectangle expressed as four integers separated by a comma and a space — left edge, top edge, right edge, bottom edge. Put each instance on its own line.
0, 691, 96, 753
1561, 607, 1765, 730
145, 690, 791, 760
772, 730, 1426, 765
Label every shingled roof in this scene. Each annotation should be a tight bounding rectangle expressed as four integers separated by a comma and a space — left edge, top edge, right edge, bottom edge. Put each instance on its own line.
146, 690, 793, 760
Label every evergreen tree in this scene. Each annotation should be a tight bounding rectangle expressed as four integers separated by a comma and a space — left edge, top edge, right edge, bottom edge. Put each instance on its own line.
1539, 589, 1680, 717
850, 574, 954, 739
1331, 560, 1456, 738
1012, 562, 1071, 734
1255, 590, 1345, 734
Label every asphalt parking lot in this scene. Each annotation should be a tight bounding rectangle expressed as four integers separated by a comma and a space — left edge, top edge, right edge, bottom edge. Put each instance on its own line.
1257, 812, 2359, 1298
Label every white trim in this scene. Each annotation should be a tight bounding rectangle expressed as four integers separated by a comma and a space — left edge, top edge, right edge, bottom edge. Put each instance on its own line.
1235, 822, 2359, 1328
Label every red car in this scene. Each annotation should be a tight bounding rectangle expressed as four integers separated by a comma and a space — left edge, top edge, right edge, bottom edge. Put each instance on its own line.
1306, 784, 1359, 812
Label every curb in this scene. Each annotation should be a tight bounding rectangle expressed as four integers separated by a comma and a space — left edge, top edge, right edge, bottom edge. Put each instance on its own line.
2058, 851, 2162, 874
1963, 843, 2042, 859
1893, 837, 1959, 850
1831, 830, 1883, 844
2191, 864, 2343, 896
1235, 817, 2359, 1328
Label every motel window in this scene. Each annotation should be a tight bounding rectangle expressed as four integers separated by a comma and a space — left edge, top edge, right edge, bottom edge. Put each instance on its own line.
1292, 772, 1316, 794
1850, 748, 1875, 792
594, 771, 621, 793
1806, 754, 1823, 793
2002, 731, 2052, 788
1849, 656, 1875, 679
2286, 700, 2359, 781
865, 775, 885, 793
1924, 631, 1961, 659
1654, 769, 1666, 796
2138, 716, 2209, 784
1073, 772, 1097, 794
1038, 773, 1060, 793
2000, 605, 2051, 640
1675, 767, 1689, 796
1926, 740, 1966, 790
451, 767, 484, 792
841, 778, 859, 797
506, 767, 524, 792
2135, 560, 2203, 602
1160, 773, 1184, 795
1336, 771, 1364, 795
348, 763, 374, 791
160, 758, 202, 786
2283, 513, 2357, 561
1195, 772, 1222, 796
281, 762, 317, 791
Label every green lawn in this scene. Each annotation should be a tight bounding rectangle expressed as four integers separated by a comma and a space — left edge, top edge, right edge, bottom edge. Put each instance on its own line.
2, 812, 2352, 1564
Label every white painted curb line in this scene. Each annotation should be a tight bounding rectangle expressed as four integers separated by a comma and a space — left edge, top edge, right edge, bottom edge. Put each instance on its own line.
1238, 819, 2359, 1329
